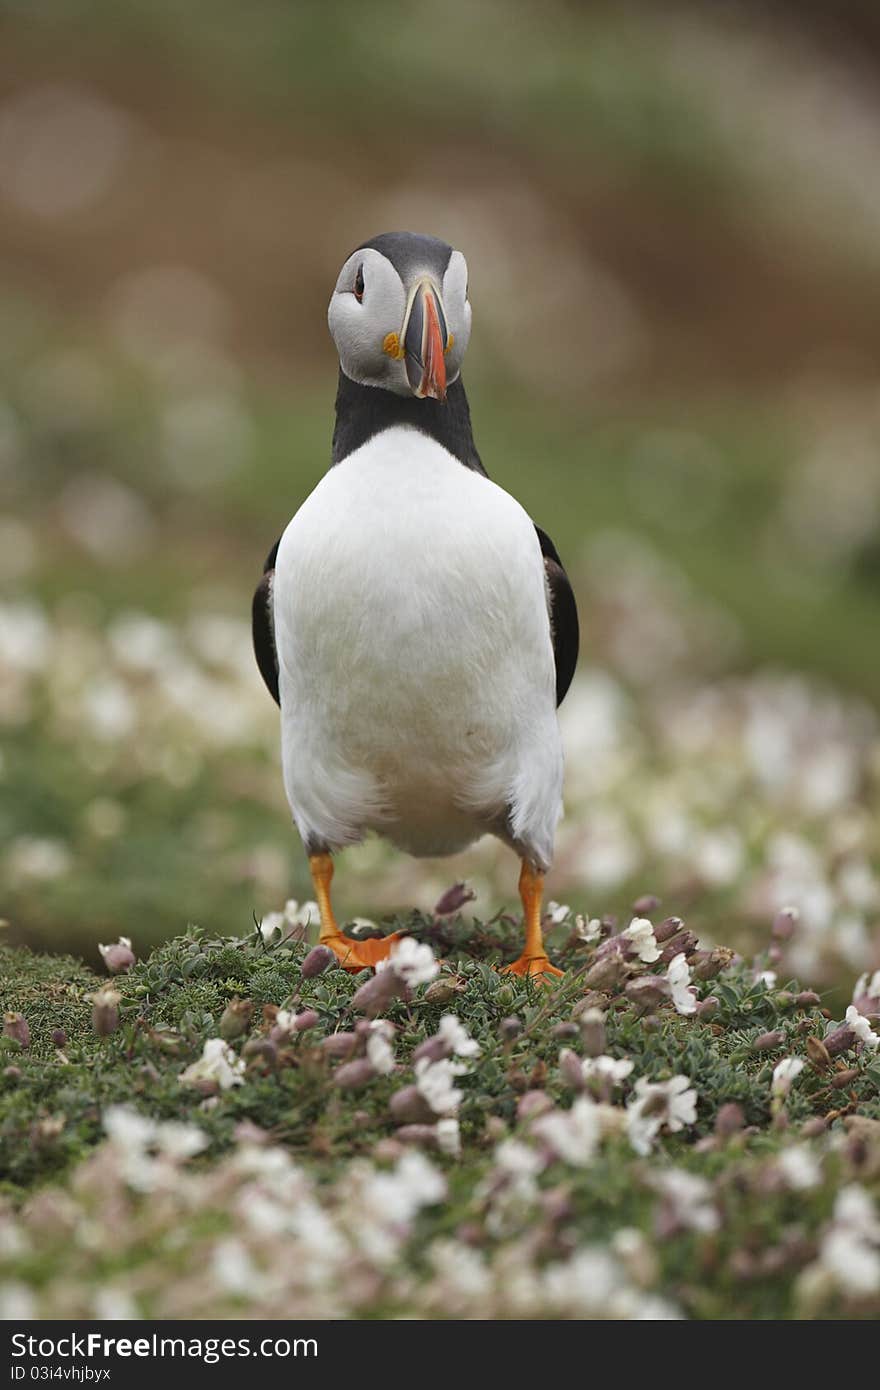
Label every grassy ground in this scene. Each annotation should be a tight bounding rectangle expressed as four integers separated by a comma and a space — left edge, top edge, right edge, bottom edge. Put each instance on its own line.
2, 910, 879, 1318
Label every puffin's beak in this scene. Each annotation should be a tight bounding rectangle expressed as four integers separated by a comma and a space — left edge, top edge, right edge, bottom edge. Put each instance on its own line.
403, 280, 448, 400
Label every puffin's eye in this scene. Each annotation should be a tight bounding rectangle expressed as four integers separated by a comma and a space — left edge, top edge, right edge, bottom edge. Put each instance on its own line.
354, 265, 365, 302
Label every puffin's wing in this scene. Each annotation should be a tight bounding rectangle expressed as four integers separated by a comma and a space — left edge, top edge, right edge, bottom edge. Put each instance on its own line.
252, 538, 281, 706
535, 525, 579, 706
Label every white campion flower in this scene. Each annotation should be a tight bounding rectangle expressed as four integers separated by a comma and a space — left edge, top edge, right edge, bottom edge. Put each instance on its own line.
561, 1049, 633, 1089
258, 911, 285, 944
623, 917, 660, 964
817, 1186, 880, 1296
179, 1037, 245, 1091
283, 899, 319, 928
438, 1015, 480, 1058
853, 970, 880, 1006
533, 1097, 603, 1167
414, 1056, 467, 1115
361, 1151, 447, 1229
771, 1057, 805, 1099
545, 901, 571, 926
435, 1118, 461, 1157
575, 915, 602, 943
755, 970, 777, 989
626, 1076, 698, 1155
103, 1105, 156, 1153
377, 937, 439, 988
366, 1030, 396, 1075
776, 1145, 822, 1192
651, 1169, 719, 1233
845, 1005, 880, 1050
666, 953, 697, 1015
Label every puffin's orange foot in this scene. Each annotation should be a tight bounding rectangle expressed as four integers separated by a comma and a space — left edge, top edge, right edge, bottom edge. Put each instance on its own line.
320, 931, 405, 973
502, 954, 564, 982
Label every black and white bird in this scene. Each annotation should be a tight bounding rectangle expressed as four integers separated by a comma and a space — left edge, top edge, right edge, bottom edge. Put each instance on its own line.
252, 232, 578, 979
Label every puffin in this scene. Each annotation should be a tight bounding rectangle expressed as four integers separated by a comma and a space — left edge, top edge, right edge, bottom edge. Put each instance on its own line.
252, 232, 578, 980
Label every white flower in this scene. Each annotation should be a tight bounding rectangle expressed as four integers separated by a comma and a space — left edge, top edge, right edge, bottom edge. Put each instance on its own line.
414, 1057, 467, 1115
651, 1169, 719, 1233
771, 1057, 805, 1099
545, 901, 571, 926
435, 1118, 461, 1157
493, 1139, 544, 1179
820, 1229, 880, 1296
438, 1015, 480, 1057
666, 953, 697, 1015
853, 970, 880, 1004
533, 1097, 603, 1166
283, 899, 319, 928
103, 1105, 156, 1153
366, 1031, 396, 1075
845, 1005, 880, 1050
429, 1239, 491, 1299
259, 911, 285, 944
755, 970, 777, 989
179, 1037, 245, 1091
624, 917, 660, 964
377, 937, 439, 988
362, 1151, 447, 1229
575, 915, 602, 943
817, 1188, 880, 1297
575, 1053, 634, 1088
777, 1145, 822, 1191
626, 1076, 697, 1155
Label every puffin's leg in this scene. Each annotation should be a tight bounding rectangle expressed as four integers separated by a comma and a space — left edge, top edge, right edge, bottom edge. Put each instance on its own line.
309, 853, 403, 972
502, 859, 563, 981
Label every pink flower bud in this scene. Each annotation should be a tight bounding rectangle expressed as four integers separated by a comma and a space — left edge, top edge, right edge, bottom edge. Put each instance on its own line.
98, 937, 135, 975
696, 996, 719, 1019
633, 894, 660, 915
753, 1030, 785, 1051
830, 1068, 859, 1090
3, 1013, 30, 1049
396, 1124, 440, 1147
825, 1025, 856, 1056
715, 1102, 745, 1138
659, 930, 698, 963
772, 907, 799, 941
3, 1065, 21, 1082
88, 989, 120, 1037
579, 1008, 606, 1057
333, 1058, 376, 1089
518, 1089, 554, 1121
412, 1036, 450, 1064
434, 882, 476, 916
796, 991, 821, 1009
692, 947, 734, 981
499, 1016, 523, 1041
624, 976, 670, 1012
293, 1009, 320, 1032
799, 1116, 827, 1138
559, 1049, 586, 1090
351, 969, 403, 1017
584, 951, 626, 991
389, 1085, 435, 1125
301, 945, 335, 979
321, 1032, 360, 1059
51, 1028, 67, 1049
551, 1022, 579, 1040
654, 916, 683, 943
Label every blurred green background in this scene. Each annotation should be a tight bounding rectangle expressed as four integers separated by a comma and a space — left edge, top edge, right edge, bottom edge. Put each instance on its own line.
1, 1, 878, 977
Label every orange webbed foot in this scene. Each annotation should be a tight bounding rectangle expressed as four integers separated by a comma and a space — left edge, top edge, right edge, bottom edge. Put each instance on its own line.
502, 954, 564, 982
321, 930, 405, 973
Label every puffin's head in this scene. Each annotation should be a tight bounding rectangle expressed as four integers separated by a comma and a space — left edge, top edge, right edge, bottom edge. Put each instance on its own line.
328, 231, 471, 401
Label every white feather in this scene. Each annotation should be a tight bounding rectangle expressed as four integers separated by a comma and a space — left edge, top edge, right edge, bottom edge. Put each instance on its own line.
272, 426, 563, 867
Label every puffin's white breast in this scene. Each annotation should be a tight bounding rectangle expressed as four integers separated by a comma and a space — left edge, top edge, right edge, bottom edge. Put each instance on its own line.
273, 426, 562, 863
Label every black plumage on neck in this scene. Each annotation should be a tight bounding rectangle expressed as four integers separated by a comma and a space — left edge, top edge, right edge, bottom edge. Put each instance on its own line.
331, 370, 487, 476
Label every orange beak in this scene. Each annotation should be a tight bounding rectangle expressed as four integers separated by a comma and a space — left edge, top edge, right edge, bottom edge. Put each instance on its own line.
403, 281, 448, 401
